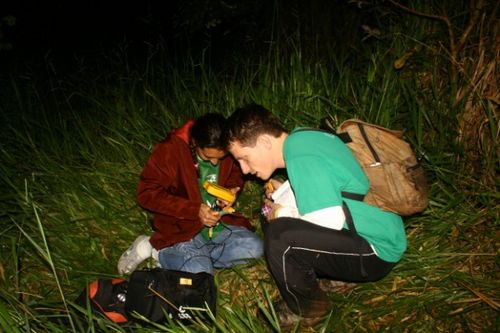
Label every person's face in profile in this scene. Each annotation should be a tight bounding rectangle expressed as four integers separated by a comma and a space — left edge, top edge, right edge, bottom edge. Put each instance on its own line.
229, 137, 274, 180
196, 146, 226, 166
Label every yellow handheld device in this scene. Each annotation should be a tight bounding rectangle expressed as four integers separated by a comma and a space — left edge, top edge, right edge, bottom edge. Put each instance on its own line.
203, 181, 236, 204
204, 182, 236, 238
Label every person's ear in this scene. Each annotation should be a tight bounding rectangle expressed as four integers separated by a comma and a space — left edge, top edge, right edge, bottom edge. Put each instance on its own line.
257, 134, 272, 150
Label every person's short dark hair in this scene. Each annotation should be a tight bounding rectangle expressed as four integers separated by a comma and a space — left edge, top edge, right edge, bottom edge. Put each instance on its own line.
226, 104, 286, 147
190, 113, 227, 150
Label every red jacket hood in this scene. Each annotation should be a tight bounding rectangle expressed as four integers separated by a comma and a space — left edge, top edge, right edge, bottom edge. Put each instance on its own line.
170, 119, 195, 145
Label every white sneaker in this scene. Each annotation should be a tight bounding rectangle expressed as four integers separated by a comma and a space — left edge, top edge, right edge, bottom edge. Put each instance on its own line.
117, 235, 153, 274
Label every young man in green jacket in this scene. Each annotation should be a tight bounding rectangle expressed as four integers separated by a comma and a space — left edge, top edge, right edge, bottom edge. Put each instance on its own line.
226, 104, 407, 330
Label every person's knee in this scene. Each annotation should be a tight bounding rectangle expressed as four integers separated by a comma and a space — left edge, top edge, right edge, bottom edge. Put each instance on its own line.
239, 236, 264, 259
264, 220, 290, 254
162, 256, 214, 275
264, 218, 295, 239
158, 243, 213, 274
250, 238, 264, 258
229, 227, 264, 258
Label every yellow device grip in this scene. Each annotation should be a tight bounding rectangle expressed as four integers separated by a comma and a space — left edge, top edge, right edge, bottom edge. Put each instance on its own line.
203, 181, 236, 204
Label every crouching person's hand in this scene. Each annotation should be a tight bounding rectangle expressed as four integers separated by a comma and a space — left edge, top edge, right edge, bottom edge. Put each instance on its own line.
199, 203, 221, 227
261, 199, 284, 222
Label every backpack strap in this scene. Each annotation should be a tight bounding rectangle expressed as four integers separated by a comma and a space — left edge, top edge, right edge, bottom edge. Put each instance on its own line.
341, 191, 365, 201
342, 202, 368, 278
323, 118, 381, 166
336, 132, 352, 144
293, 127, 367, 202
319, 117, 352, 143
292, 124, 369, 277
357, 123, 381, 166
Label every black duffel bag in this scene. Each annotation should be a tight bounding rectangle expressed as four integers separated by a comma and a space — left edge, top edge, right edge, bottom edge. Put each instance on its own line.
125, 268, 216, 323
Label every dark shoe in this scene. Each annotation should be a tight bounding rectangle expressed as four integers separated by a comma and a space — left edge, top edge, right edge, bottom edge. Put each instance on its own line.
274, 301, 328, 332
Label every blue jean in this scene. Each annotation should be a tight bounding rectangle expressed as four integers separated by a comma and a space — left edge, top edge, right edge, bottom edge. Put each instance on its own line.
158, 225, 264, 275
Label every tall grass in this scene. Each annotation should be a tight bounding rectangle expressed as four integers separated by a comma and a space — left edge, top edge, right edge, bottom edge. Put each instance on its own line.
1, 12, 498, 332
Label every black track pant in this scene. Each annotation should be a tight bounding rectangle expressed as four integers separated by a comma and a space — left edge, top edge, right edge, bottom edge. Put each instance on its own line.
264, 217, 395, 317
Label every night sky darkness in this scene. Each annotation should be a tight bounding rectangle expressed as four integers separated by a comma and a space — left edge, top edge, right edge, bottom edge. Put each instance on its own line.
1, 1, 367, 71
2, 1, 177, 54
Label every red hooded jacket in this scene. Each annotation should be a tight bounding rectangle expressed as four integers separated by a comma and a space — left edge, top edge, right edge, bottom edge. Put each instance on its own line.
137, 120, 252, 250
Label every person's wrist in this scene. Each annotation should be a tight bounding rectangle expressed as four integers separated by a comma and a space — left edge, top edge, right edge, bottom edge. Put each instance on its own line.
272, 206, 282, 219
261, 203, 272, 219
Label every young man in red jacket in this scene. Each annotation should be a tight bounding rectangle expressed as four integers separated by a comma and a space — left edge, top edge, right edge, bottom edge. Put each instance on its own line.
118, 113, 263, 275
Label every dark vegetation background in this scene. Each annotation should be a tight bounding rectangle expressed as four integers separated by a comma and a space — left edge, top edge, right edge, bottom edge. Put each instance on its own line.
0, 0, 498, 332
